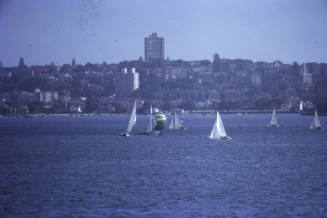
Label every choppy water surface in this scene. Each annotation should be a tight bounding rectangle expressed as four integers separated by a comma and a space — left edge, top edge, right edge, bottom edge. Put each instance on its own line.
0, 114, 326, 217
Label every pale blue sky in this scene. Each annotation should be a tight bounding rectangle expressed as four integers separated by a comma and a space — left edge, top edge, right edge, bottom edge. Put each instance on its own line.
1, 0, 327, 66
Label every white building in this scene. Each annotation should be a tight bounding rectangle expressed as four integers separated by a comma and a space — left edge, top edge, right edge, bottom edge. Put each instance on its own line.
114, 68, 139, 98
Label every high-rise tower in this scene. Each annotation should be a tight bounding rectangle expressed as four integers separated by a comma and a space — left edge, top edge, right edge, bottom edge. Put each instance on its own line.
144, 33, 164, 62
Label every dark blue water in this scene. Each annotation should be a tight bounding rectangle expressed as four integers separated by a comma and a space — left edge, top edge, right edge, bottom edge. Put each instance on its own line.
0, 114, 326, 217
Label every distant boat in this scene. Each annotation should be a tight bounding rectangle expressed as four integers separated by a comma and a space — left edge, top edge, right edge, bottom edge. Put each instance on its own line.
309, 110, 322, 130
121, 100, 137, 136
136, 105, 156, 135
210, 111, 231, 140
268, 108, 279, 127
169, 112, 184, 130
299, 100, 303, 112
146, 105, 155, 132
152, 112, 167, 135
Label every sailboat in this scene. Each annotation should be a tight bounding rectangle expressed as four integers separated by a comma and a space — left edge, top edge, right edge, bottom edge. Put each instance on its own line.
299, 100, 303, 112
309, 110, 322, 130
169, 112, 184, 130
146, 105, 155, 133
210, 111, 231, 140
121, 100, 137, 136
268, 108, 279, 127
136, 105, 156, 135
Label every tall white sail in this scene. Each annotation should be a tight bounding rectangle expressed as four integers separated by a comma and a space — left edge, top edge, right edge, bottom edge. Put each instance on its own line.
126, 100, 137, 133
169, 112, 183, 129
210, 111, 228, 139
269, 108, 279, 127
146, 105, 154, 132
299, 101, 303, 111
169, 113, 175, 129
310, 110, 321, 129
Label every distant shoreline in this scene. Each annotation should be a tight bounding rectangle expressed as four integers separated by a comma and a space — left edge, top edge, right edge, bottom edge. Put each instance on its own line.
2, 110, 321, 118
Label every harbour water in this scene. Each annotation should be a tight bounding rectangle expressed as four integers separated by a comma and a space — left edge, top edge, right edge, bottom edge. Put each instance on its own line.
0, 114, 326, 217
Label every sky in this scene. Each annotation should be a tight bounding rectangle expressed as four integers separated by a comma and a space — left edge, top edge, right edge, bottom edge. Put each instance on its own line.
0, 0, 327, 66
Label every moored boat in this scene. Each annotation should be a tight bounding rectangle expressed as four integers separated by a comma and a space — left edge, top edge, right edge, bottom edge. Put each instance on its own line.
210, 111, 231, 140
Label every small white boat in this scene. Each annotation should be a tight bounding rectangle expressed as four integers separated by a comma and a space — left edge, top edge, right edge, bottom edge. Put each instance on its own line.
210, 111, 231, 140
309, 110, 322, 130
121, 100, 137, 136
268, 108, 280, 127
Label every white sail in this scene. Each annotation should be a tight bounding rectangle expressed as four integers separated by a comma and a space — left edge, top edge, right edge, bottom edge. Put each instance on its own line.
169, 112, 183, 129
126, 100, 137, 133
146, 105, 153, 132
210, 121, 220, 139
169, 114, 175, 129
270, 108, 278, 126
175, 115, 183, 129
310, 110, 321, 129
210, 111, 228, 139
299, 101, 303, 111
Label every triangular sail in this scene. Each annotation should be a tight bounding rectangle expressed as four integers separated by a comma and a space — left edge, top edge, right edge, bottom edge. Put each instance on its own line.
299, 101, 303, 111
270, 108, 278, 126
175, 114, 183, 129
210, 121, 220, 139
169, 112, 183, 129
169, 113, 175, 129
126, 100, 137, 133
309, 120, 314, 129
217, 112, 227, 137
146, 105, 153, 132
314, 110, 321, 128
210, 111, 227, 139
310, 110, 321, 129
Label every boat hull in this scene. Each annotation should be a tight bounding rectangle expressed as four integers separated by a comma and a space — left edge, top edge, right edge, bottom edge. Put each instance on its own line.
267, 124, 280, 128
121, 132, 130, 137
170, 127, 185, 130
135, 132, 152, 135
210, 136, 232, 140
310, 127, 322, 130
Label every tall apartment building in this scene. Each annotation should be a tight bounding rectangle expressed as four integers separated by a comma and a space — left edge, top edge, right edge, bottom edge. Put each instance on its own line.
114, 68, 139, 98
144, 33, 164, 62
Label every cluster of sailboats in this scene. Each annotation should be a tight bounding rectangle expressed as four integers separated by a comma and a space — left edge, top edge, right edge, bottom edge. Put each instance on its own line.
122, 100, 323, 139
121, 100, 185, 137
267, 108, 322, 130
